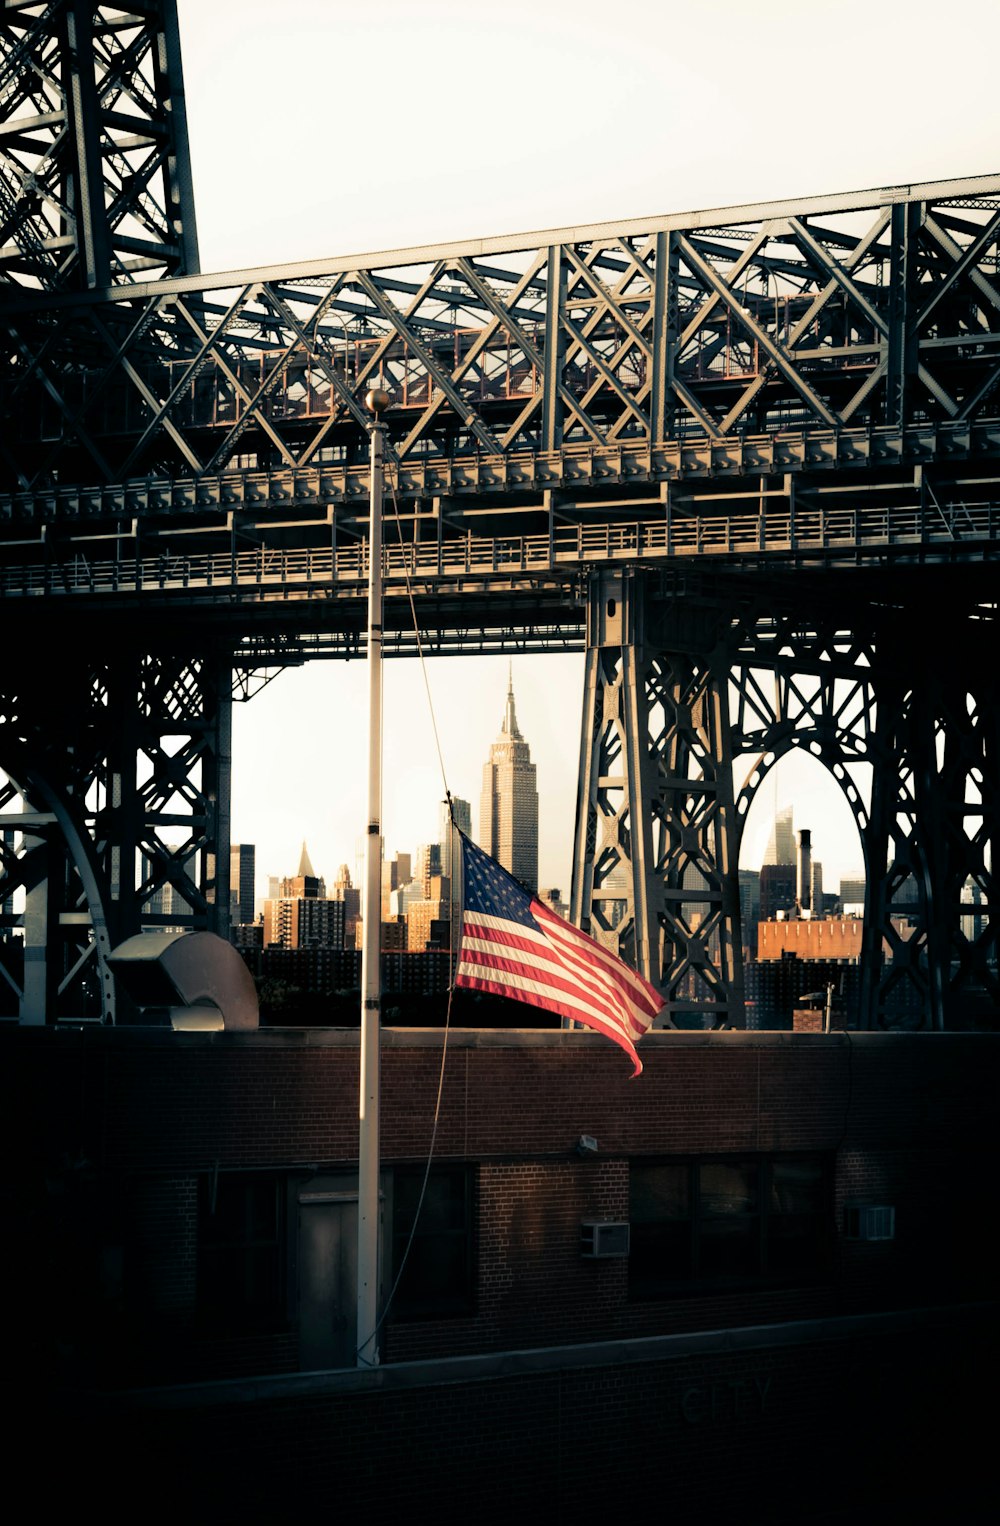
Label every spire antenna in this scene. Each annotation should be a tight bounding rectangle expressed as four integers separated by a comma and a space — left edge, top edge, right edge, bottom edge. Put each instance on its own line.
502, 667, 521, 739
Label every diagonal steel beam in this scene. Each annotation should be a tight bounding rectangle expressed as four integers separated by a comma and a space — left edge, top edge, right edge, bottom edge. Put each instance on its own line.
5, 326, 115, 479
198, 287, 324, 473
337, 259, 461, 451
554, 241, 656, 442
786, 215, 889, 337
116, 283, 255, 475
32, 291, 170, 481
354, 269, 502, 457
917, 361, 959, 418
269, 284, 376, 453
347, 259, 464, 457
88, 308, 204, 474
393, 252, 547, 459
561, 312, 649, 431
839, 359, 888, 423
678, 234, 839, 428
671, 374, 723, 439
170, 291, 297, 469
923, 211, 1000, 318
677, 224, 773, 351
564, 243, 653, 356
957, 358, 1000, 423
713, 210, 889, 434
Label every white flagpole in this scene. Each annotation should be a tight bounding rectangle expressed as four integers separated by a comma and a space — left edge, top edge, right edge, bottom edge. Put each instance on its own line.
357, 385, 389, 1368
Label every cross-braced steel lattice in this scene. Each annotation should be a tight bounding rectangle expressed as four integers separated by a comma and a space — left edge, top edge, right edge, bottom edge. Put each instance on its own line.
1, 1, 198, 291
0, 647, 231, 1021
1, 175, 998, 510
859, 619, 999, 1029
572, 572, 744, 1029
571, 569, 997, 1031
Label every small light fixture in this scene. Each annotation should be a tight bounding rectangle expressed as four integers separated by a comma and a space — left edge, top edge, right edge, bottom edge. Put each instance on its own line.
576, 1134, 598, 1159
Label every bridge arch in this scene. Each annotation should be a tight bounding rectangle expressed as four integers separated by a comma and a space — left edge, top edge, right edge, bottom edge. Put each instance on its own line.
735, 740, 870, 873
728, 633, 882, 892
0, 743, 115, 1024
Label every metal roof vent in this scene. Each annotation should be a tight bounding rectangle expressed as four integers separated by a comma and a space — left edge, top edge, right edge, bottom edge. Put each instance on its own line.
106, 930, 259, 1031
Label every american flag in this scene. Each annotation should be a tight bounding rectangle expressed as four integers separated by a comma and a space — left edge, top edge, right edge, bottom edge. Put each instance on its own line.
455, 833, 663, 1077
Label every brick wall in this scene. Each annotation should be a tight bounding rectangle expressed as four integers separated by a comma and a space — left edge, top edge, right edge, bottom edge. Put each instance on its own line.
4, 1026, 996, 1387
39, 1307, 998, 1525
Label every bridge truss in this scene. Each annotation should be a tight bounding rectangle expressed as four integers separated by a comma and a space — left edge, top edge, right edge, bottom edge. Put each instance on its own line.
1, 4, 997, 1029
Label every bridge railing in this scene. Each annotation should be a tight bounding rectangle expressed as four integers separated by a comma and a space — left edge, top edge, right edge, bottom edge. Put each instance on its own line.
2, 497, 996, 600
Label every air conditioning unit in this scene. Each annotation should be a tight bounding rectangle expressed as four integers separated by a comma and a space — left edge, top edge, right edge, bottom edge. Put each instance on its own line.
845, 1204, 895, 1242
580, 1220, 630, 1258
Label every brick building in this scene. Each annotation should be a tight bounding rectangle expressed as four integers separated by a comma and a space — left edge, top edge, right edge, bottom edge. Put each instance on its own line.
229, 842, 256, 926
262, 894, 345, 950
758, 915, 864, 962
5, 1021, 995, 1519
759, 861, 797, 921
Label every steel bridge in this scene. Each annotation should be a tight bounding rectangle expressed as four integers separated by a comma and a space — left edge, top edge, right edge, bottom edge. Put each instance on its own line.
1, 3, 997, 1031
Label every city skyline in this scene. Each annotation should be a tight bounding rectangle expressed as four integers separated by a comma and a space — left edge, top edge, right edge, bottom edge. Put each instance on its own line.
231, 653, 868, 911
230, 655, 581, 909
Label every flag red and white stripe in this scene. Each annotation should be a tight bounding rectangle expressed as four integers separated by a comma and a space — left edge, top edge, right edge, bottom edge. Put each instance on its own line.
455, 834, 662, 1076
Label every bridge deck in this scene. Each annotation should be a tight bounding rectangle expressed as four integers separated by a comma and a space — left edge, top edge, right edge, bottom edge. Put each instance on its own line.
2, 174, 999, 544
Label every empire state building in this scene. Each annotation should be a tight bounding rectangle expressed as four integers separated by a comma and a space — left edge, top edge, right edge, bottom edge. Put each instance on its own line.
479, 673, 539, 893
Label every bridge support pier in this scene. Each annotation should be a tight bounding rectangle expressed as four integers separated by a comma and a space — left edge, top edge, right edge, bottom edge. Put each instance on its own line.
860, 627, 999, 1030
572, 571, 997, 1033
1, 647, 234, 1023
572, 571, 745, 1029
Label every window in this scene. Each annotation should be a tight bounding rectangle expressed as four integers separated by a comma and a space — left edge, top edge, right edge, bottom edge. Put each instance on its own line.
390, 1165, 475, 1320
629, 1154, 830, 1299
197, 1171, 286, 1333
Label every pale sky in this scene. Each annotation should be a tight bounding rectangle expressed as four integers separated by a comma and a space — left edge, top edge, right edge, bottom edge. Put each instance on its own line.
172, 0, 998, 900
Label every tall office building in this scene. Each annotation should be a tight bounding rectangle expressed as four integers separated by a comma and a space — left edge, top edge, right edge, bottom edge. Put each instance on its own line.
281, 841, 325, 900
142, 860, 184, 932
440, 796, 471, 885
263, 896, 345, 951
763, 804, 795, 866
414, 842, 442, 895
230, 843, 256, 925
331, 864, 360, 947
739, 867, 761, 959
441, 797, 471, 950
381, 852, 412, 919
478, 672, 538, 893
262, 841, 337, 949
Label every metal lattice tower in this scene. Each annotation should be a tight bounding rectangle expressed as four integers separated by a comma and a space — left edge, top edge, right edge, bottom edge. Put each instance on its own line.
570, 570, 997, 1030
1, 1, 198, 291
0, 646, 231, 1022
